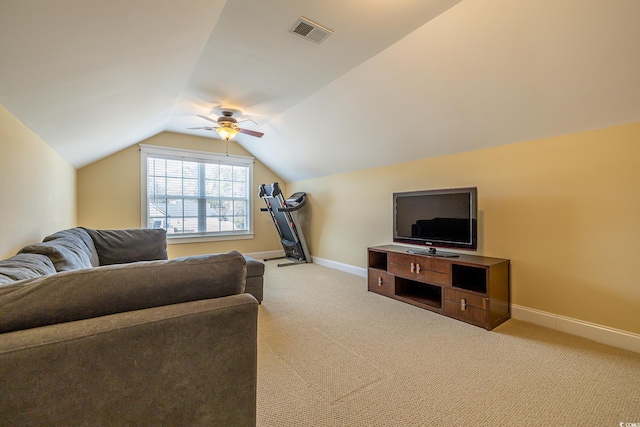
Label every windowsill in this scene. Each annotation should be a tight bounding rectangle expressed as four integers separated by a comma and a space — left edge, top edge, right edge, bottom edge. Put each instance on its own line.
166, 232, 255, 245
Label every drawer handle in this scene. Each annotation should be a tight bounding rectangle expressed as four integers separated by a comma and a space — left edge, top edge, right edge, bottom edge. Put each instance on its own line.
461, 298, 466, 311
378, 277, 383, 286
416, 263, 421, 274
410, 262, 415, 273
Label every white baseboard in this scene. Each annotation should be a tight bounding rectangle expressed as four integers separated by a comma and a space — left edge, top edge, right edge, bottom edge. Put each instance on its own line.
511, 304, 640, 354
312, 256, 368, 278
308, 256, 640, 354
244, 249, 284, 262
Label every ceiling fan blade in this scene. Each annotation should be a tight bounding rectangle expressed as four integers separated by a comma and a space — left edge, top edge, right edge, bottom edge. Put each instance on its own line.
188, 126, 216, 130
238, 128, 264, 138
197, 114, 218, 124
237, 118, 258, 126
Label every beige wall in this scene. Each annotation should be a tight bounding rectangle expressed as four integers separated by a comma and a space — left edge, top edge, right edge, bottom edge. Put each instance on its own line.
77, 131, 283, 258
10, 102, 636, 333
0, 105, 77, 259
289, 122, 640, 334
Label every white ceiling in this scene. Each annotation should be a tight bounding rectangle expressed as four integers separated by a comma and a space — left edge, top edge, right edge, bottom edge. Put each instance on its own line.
2, 0, 640, 182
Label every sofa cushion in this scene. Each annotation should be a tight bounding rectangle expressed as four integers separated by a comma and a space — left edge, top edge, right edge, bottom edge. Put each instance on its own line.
18, 238, 94, 272
0, 251, 246, 333
83, 228, 168, 265
44, 228, 99, 267
0, 254, 56, 285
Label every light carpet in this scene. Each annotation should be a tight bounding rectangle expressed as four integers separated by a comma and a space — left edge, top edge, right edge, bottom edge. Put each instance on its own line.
256, 261, 640, 427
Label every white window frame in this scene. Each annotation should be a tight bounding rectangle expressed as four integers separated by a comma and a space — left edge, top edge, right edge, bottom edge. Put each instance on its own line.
140, 144, 255, 244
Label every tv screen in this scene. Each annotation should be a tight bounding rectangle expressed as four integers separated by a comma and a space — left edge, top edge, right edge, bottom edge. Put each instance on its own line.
393, 187, 477, 251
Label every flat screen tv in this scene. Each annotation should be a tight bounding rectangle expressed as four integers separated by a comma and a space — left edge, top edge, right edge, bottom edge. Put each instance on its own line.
393, 187, 477, 255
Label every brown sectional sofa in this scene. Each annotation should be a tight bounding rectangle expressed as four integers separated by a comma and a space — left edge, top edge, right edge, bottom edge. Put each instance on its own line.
0, 227, 263, 426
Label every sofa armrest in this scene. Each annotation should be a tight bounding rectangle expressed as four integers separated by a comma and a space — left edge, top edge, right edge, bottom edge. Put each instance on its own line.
0, 293, 258, 426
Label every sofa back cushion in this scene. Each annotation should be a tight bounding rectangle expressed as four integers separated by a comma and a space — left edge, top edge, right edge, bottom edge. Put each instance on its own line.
43, 228, 100, 267
0, 254, 56, 285
0, 251, 246, 333
18, 235, 95, 272
83, 228, 168, 265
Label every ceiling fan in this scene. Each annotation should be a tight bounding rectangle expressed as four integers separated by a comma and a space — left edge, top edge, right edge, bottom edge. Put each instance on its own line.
189, 110, 264, 141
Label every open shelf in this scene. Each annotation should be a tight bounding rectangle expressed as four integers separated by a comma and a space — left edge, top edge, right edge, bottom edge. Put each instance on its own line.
395, 277, 442, 309
368, 250, 388, 270
451, 264, 487, 293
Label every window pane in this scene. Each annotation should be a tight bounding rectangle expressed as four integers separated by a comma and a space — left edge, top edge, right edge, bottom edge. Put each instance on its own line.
220, 200, 233, 218
166, 178, 182, 196
183, 161, 198, 179
183, 178, 199, 197
205, 200, 218, 217
166, 159, 183, 177
205, 163, 219, 179
206, 180, 220, 197
183, 217, 198, 233
166, 218, 181, 234
220, 181, 233, 197
149, 177, 166, 196
167, 199, 183, 216
183, 199, 199, 217
234, 200, 246, 216
233, 181, 246, 197
234, 216, 247, 230
148, 196, 167, 229
150, 158, 166, 176
206, 217, 221, 232
144, 148, 252, 238
232, 166, 246, 182
207, 199, 221, 217
220, 165, 233, 181
220, 217, 234, 231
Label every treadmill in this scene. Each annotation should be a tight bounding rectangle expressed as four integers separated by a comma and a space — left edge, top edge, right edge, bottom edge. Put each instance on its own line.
258, 182, 311, 267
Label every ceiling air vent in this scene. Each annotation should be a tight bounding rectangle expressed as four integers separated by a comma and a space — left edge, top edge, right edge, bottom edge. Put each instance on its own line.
289, 17, 333, 44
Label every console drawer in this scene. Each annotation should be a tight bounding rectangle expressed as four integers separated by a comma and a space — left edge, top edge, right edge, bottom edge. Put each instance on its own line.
388, 253, 414, 279
388, 253, 451, 285
420, 257, 450, 274
368, 269, 395, 296
444, 288, 487, 309
388, 252, 412, 266
443, 289, 487, 326
443, 300, 487, 326
418, 270, 449, 286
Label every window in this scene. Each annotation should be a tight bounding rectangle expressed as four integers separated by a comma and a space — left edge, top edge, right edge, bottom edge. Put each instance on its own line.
140, 144, 254, 243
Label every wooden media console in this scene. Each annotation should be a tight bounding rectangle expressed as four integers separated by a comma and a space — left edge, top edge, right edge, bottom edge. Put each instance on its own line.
368, 245, 510, 330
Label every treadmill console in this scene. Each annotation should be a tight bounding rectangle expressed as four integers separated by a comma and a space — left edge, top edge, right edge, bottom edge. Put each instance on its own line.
286, 192, 306, 205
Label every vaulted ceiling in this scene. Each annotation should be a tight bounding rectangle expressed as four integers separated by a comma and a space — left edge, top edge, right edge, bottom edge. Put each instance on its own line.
1, 0, 639, 182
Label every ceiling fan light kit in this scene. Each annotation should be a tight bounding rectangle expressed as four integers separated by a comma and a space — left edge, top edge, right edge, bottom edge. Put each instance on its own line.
215, 125, 239, 141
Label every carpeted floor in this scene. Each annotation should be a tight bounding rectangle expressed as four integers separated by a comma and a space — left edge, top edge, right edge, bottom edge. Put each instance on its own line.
256, 261, 640, 427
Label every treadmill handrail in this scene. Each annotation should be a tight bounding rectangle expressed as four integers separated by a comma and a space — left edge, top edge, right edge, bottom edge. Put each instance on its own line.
276, 195, 307, 212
